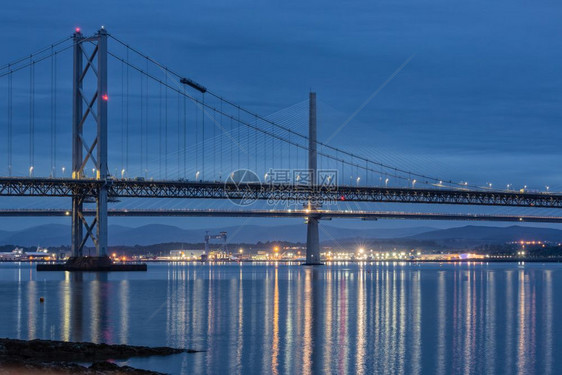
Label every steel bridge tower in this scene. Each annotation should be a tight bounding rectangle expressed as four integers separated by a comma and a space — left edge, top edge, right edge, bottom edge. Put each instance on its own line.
71, 28, 109, 259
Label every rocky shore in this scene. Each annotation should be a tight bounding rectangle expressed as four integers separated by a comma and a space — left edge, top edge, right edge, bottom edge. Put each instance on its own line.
0, 338, 200, 374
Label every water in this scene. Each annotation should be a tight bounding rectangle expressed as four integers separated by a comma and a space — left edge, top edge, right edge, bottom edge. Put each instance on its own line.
0, 262, 560, 374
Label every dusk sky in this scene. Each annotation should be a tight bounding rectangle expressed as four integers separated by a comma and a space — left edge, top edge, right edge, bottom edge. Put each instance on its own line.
1, 0, 561, 232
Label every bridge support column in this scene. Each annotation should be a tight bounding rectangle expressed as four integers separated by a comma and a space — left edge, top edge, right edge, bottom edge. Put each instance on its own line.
306, 216, 322, 265
71, 30, 84, 257
69, 28, 110, 262
96, 27, 109, 257
304, 92, 323, 265
37, 28, 145, 272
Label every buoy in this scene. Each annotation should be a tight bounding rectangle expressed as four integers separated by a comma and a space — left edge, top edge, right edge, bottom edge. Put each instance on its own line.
39, 297, 44, 303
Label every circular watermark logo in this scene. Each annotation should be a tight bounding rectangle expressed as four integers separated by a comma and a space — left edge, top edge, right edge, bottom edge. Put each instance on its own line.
225, 169, 261, 206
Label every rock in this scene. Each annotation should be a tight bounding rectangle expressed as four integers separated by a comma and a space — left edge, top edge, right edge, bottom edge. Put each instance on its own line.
0, 337, 201, 374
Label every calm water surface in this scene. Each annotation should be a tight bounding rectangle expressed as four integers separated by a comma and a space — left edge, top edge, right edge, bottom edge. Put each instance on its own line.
0, 262, 560, 374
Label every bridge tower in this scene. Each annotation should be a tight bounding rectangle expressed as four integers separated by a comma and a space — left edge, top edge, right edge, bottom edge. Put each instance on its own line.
70, 27, 109, 259
304, 92, 323, 265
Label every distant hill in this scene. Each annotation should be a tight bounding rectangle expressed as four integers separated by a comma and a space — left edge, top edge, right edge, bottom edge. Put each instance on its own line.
0, 223, 434, 247
408, 225, 562, 244
0, 224, 69, 247
2, 223, 560, 248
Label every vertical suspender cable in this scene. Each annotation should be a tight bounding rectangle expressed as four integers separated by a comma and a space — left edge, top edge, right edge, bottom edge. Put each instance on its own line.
246, 111, 249, 169
288, 128, 293, 170
140, 72, 144, 177
220, 101, 223, 180
29, 57, 34, 176
237, 107, 240, 171
278, 125, 282, 172
341, 159, 345, 186
279, 124, 282, 171
254, 116, 258, 173
126, 48, 130, 176
296, 137, 299, 170
183, 92, 187, 179
53, 50, 57, 177
121, 60, 124, 173
319, 145, 322, 172
159, 84, 162, 179
336, 150, 340, 186
195, 93, 198, 178
201, 93, 205, 180
177, 90, 180, 178
7, 72, 12, 176
213, 109, 216, 180
165, 71, 168, 179
145, 58, 149, 177
230, 116, 233, 174
50, 46, 55, 177
365, 160, 368, 186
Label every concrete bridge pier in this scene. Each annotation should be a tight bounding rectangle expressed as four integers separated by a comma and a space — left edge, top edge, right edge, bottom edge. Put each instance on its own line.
305, 215, 322, 265
304, 92, 323, 266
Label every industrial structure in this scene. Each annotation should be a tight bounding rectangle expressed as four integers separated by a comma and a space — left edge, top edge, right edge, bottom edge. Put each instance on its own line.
204, 231, 228, 254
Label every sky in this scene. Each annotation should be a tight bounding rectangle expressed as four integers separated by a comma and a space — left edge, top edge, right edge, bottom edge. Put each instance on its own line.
0, 0, 561, 232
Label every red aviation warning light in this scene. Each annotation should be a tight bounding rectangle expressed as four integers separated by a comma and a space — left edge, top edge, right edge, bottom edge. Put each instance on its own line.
75, 27, 81, 33
102, 94, 109, 101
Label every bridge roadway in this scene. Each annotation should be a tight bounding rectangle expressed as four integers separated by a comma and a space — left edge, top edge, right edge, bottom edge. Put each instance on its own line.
0, 208, 561, 223
1, 177, 562, 208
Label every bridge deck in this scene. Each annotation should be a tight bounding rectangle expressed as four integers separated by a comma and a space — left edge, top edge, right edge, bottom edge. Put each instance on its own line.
1, 178, 561, 208
0, 208, 560, 223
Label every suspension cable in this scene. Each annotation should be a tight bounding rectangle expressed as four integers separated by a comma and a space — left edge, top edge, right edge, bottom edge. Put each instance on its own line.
0, 42, 75, 79
0, 36, 72, 71
106, 48, 484, 189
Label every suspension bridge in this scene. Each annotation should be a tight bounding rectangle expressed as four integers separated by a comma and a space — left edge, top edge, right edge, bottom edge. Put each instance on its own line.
1, 27, 561, 267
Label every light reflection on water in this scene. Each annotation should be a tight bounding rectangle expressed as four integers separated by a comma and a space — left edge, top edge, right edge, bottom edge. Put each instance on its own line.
0, 262, 560, 374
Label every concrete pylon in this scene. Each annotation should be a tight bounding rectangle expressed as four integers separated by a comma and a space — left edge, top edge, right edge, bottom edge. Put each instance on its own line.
304, 92, 322, 265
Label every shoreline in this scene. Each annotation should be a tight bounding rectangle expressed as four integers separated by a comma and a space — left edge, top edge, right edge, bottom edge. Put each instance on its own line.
3, 258, 562, 264
0, 338, 201, 374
